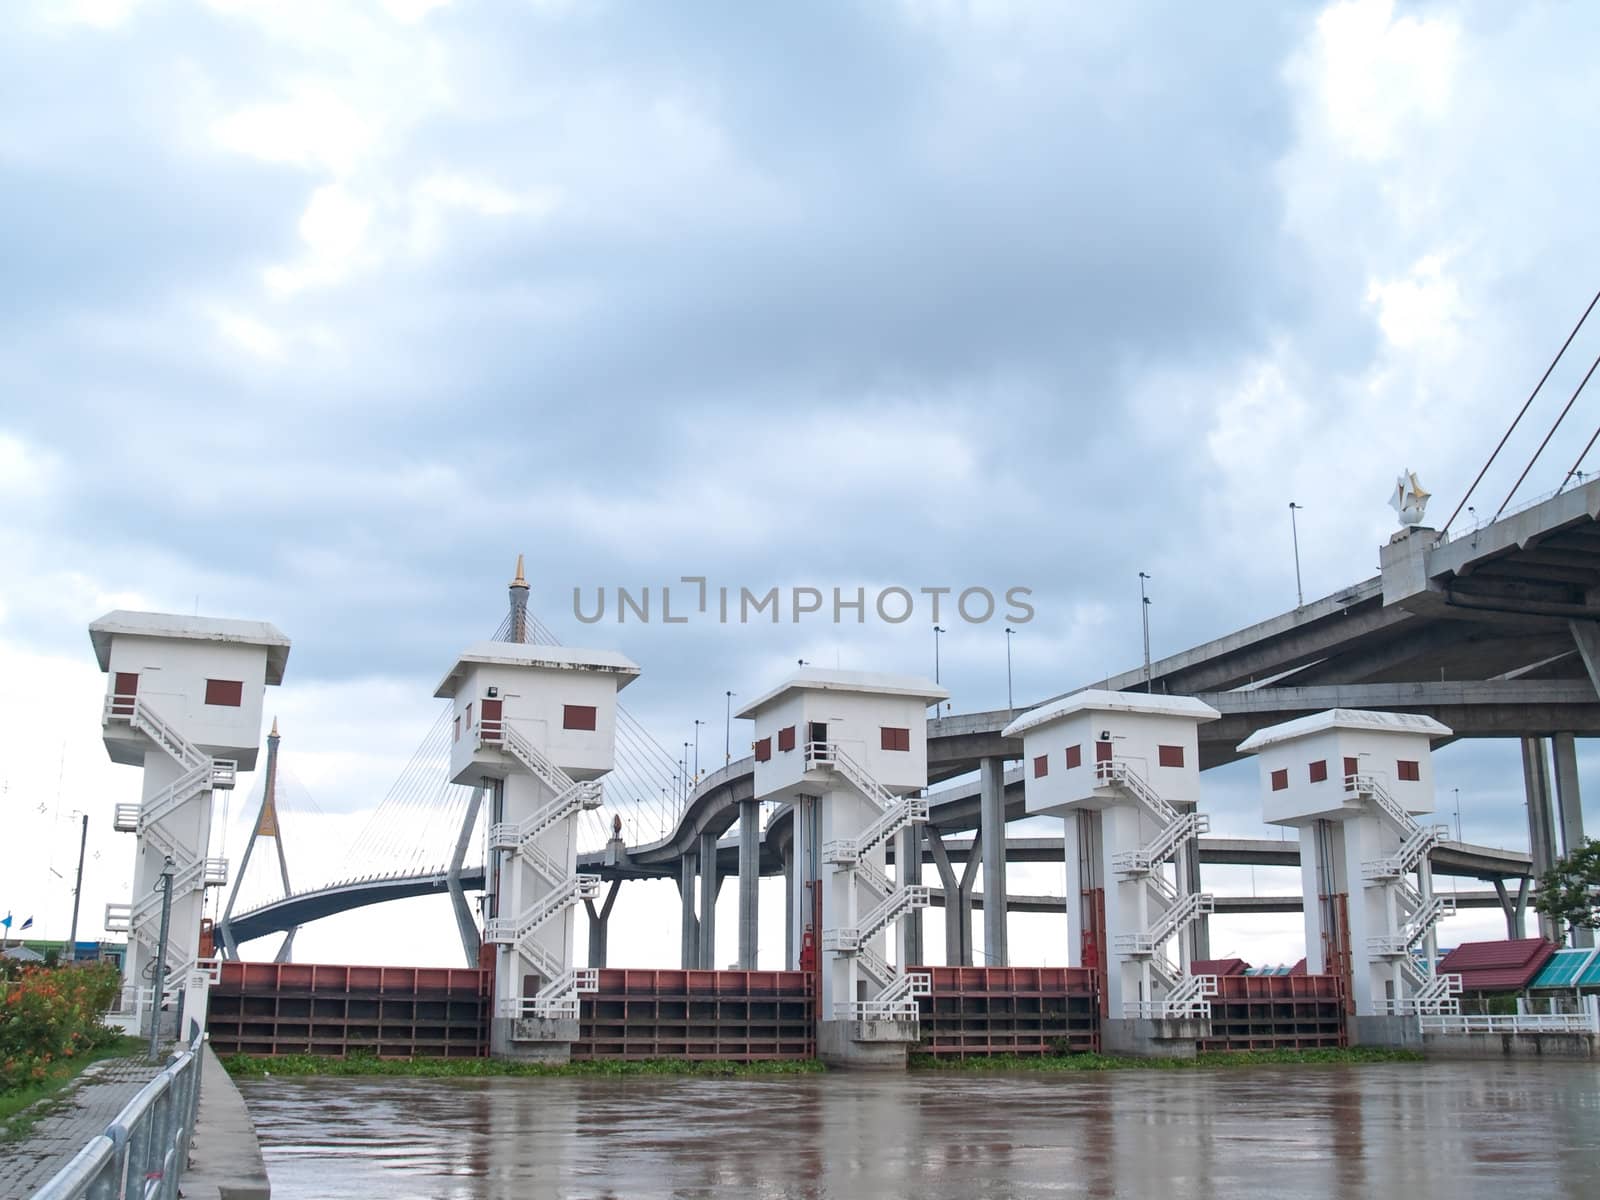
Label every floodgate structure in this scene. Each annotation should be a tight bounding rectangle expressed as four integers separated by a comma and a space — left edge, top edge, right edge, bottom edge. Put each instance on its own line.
91, 484, 1600, 1066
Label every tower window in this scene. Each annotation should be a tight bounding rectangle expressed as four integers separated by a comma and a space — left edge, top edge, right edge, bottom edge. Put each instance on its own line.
1309, 760, 1328, 783
754, 737, 772, 763
880, 726, 911, 752
1270, 768, 1289, 791
1157, 745, 1184, 768
1065, 744, 1082, 769
1397, 759, 1421, 782
204, 679, 243, 707
778, 725, 797, 752
563, 704, 598, 731
1034, 754, 1049, 779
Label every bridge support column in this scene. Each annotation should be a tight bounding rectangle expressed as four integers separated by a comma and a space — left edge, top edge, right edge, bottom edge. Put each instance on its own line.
1494, 876, 1531, 940
738, 799, 760, 969
698, 830, 719, 969
980, 758, 1008, 967
680, 850, 700, 969
1551, 733, 1591, 947
447, 784, 485, 968
928, 828, 980, 965
895, 822, 924, 966
585, 880, 620, 969
1522, 737, 1561, 942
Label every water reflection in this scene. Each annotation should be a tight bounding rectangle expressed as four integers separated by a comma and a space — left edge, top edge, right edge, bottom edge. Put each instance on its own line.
238, 1062, 1600, 1199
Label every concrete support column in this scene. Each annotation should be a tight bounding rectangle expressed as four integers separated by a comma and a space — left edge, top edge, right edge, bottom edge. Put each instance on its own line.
738, 799, 760, 969
1551, 733, 1591, 947
679, 850, 699, 969
783, 844, 795, 969
1182, 815, 1208, 962
926, 828, 963, 966
1494, 876, 1531, 941
979, 758, 1008, 967
697, 830, 719, 969
1522, 736, 1561, 942
895, 823, 924, 966
585, 880, 621, 969
956, 847, 982, 966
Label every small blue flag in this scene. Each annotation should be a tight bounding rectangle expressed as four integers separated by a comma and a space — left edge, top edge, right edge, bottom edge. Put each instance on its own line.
1, 913, 11, 930
20, 917, 32, 931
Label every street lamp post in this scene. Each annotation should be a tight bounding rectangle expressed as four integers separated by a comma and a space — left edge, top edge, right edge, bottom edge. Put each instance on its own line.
1004, 627, 1015, 713
933, 625, 946, 686
693, 720, 705, 781
1453, 787, 1462, 842
724, 691, 734, 766
1138, 573, 1152, 692
1289, 502, 1305, 609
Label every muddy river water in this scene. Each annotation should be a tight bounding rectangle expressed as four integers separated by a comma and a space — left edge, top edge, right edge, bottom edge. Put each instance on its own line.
237, 1062, 1600, 1199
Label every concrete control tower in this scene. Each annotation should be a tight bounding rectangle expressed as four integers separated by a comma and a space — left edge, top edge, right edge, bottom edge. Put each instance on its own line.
1004, 690, 1220, 1045
435, 630, 639, 1061
1238, 709, 1462, 1032
738, 668, 946, 1067
91, 610, 290, 1032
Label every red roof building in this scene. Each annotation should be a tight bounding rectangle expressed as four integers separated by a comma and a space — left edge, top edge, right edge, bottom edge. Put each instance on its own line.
1436, 938, 1557, 993
1191, 958, 1250, 977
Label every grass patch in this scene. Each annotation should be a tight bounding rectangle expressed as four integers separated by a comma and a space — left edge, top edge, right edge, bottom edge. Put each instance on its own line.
223, 1052, 828, 1080
0, 1037, 147, 1142
908, 1047, 1423, 1071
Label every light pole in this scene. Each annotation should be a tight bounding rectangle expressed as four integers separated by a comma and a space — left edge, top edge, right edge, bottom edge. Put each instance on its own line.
148, 856, 174, 1059
1289, 502, 1305, 609
66, 813, 88, 964
724, 691, 734, 766
693, 720, 705, 781
1138, 573, 1152, 692
1004, 627, 1015, 713
1453, 787, 1462, 842
933, 625, 946, 685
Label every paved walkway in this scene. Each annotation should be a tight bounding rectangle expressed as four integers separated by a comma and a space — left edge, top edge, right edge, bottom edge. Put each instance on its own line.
0, 1054, 162, 1200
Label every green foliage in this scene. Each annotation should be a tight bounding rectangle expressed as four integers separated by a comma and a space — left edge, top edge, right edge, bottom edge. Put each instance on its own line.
0, 963, 124, 1095
1533, 837, 1600, 941
222, 1053, 828, 1080
908, 1047, 1422, 1071
0, 1037, 144, 1138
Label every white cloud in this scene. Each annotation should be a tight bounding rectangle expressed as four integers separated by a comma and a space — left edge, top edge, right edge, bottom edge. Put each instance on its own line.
210, 308, 284, 359
0, 431, 63, 499
1298, 0, 1460, 163
264, 183, 373, 293
1364, 253, 1465, 349
211, 91, 375, 176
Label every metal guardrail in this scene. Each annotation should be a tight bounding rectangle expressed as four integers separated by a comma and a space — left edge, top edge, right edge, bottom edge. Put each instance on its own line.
32, 1023, 207, 1200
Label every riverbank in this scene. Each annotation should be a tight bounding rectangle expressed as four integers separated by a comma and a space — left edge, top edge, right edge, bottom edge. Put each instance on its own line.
222, 1053, 828, 1079
220, 1045, 1416, 1080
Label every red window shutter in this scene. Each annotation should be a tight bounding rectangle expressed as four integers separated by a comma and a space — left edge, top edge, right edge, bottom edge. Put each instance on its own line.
1065, 744, 1082, 769
1308, 760, 1328, 783
114, 671, 139, 697
563, 705, 598, 731
1157, 745, 1184, 769
453, 716, 460, 743
1397, 760, 1420, 782
1095, 740, 1113, 763
880, 727, 910, 752
204, 679, 243, 707
1270, 768, 1288, 792
1033, 754, 1049, 779
754, 737, 772, 763
466, 702, 473, 730
1343, 757, 1359, 780
778, 725, 797, 752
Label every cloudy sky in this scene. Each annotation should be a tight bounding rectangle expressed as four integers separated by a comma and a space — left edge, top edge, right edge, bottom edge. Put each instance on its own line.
4, 0, 1599, 969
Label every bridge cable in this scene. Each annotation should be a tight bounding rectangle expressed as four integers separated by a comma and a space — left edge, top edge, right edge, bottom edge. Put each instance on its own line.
1441, 285, 1600, 534
1493, 347, 1600, 520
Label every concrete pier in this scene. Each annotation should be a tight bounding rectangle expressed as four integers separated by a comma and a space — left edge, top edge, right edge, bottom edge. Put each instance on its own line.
979, 757, 1008, 966
697, 829, 719, 969
584, 880, 620, 969
679, 850, 699, 969
1522, 736, 1561, 942
738, 798, 760, 968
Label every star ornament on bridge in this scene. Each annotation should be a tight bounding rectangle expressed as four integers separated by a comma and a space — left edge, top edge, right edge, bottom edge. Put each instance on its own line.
1390, 469, 1431, 527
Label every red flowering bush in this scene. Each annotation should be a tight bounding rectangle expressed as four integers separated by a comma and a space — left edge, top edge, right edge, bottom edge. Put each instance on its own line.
0, 962, 122, 1092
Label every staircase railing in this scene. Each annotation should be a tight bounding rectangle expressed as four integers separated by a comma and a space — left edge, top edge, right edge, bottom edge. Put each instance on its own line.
1113, 891, 1215, 957
822, 886, 931, 954
1125, 972, 1218, 1020
484, 874, 601, 952
1095, 758, 1179, 826
834, 969, 931, 1023
487, 781, 602, 857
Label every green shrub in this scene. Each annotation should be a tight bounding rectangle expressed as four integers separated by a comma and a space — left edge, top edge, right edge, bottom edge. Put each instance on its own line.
0, 963, 122, 1093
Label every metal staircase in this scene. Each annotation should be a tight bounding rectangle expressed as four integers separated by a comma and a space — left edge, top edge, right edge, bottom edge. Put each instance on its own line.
1098, 758, 1215, 1017
1348, 773, 1457, 1013
808, 741, 930, 1023
103, 692, 234, 998
478, 720, 601, 1020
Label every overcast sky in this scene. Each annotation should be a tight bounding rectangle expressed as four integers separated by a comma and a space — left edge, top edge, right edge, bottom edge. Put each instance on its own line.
4, 0, 1599, 969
